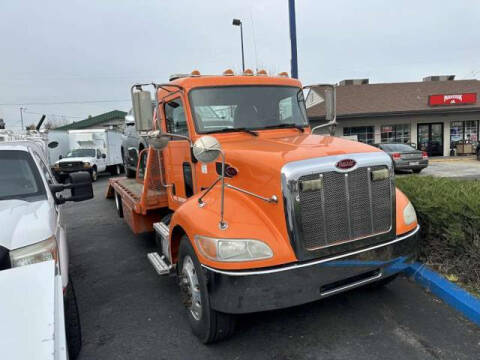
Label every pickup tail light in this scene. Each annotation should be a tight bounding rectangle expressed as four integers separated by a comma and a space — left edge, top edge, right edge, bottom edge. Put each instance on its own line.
422, 151, 428, 159
392, 152, 401, 160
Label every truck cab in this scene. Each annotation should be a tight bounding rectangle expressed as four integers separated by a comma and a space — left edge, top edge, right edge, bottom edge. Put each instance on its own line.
55, 147, 106, 181
107, 70, 419, 343
0, 138, 93, 358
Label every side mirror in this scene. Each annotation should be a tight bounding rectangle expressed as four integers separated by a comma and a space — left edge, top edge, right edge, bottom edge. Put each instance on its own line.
132, 88, 153, 133
69, 172, 94, 202
324, 87, 336, 122
58, 155, 63, 160
146, 130, 171, 151
102, 153, 106, 159
49, 172, 93, 204
192, 136, 222, 163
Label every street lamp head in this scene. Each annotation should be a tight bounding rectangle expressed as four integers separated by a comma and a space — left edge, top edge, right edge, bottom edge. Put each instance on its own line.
232, 18, 241, 26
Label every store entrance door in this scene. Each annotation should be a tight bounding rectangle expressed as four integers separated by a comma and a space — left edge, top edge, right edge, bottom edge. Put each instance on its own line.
418, 123, 444, 156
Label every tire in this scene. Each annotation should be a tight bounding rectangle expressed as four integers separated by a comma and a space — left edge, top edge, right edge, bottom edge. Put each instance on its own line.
477, 150, 480, 161
114, 191, 124, 218
65, 278, 82, 360
109, 164, 121, 176
412, 169, 422, 174
90, 167, 98, 182
366, 274, 399, 289
178, 236, 235, 343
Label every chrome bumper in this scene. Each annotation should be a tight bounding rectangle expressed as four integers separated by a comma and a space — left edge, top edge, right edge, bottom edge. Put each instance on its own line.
203, 225, 419, 314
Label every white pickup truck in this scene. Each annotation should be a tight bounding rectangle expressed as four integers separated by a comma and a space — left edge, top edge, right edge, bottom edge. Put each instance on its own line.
53, 129, 123, 182
0, 137, 93, 359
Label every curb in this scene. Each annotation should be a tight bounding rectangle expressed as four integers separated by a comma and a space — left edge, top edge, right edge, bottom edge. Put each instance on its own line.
405, 262, 480, 327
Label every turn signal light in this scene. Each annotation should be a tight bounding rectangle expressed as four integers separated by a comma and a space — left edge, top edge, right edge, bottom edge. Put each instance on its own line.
422, 151, 428, 159
392, 152, 401, 159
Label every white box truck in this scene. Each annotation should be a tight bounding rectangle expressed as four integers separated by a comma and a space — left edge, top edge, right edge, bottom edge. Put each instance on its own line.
53, 129, 123, 182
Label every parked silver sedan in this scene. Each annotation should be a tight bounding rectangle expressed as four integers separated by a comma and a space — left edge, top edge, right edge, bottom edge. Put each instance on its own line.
375, 143, 429, 173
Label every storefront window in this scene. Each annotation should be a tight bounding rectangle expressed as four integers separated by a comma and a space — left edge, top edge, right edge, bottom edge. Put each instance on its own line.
450, 120, 479, 149
380, 124, 410, 143
343, 126, 375, 144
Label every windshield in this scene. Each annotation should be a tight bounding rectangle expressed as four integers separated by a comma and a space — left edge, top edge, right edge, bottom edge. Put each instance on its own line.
189, 86, 308, 133
65, 148, 96, 158
380, 144, 416, 152
0, 150, 46, 201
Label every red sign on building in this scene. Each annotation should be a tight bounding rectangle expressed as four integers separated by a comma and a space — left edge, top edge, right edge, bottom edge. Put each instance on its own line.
429, 93, 477, 106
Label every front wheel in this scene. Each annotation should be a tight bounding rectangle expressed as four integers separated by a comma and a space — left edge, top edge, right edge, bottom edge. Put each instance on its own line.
178, 236, 235, 344
90, 167, 98, 182
65, 279, 82, 360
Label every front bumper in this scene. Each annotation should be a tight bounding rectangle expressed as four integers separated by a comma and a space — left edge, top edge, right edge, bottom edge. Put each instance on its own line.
204, 225, 419, 314
394, 159, 428, 170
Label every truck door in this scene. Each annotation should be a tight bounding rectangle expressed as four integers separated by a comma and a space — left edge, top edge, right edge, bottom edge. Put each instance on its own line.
162, 97, 195, 209
96, 149, 107, 172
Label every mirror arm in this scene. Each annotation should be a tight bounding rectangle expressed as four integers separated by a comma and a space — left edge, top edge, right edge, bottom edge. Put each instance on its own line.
198, 176, 222, 207
224, 184, 278, 204
219, 151, 227, 230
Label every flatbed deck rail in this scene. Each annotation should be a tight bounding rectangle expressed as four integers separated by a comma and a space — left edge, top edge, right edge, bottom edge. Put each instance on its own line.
106, 147, 168, 233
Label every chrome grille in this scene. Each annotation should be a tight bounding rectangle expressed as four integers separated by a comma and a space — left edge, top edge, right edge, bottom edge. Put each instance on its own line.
59, 161, 84, 171
297, 166, 392, 250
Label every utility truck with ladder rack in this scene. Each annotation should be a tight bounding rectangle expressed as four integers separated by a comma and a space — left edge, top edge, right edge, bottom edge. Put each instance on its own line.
106, 69, 419, 343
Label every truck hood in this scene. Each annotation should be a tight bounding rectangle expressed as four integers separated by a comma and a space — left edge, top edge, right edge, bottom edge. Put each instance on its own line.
220, 133, 381, 174
56, 157, 93, 164
0, 200, 55, 250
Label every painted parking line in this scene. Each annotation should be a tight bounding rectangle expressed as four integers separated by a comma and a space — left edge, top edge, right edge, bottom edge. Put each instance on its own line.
406, 262, 480, 327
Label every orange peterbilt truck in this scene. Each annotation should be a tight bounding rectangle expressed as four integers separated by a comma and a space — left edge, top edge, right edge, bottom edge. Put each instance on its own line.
107, 70, 419, 343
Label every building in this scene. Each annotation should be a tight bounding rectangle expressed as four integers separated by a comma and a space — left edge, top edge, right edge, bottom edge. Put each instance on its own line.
307, 76, 480, 156
55, 110, 127, 131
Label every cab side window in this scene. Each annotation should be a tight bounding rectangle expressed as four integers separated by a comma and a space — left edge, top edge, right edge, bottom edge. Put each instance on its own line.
165, 98, 189, 138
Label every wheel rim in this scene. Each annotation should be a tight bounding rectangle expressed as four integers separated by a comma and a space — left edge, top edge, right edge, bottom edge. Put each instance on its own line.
115, 193, 120, 210
116, 165, 120, 175
92, 169, 97, 180
180, 255, 202, 321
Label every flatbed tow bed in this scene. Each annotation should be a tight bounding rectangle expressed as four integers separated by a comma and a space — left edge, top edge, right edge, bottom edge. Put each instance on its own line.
106, 148, 168, 234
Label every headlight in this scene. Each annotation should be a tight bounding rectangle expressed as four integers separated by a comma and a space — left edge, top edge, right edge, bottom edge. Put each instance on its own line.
83, 162, 91, 168
9, 236, 58, 268
54, 163, 60, 169
194, 235, 273, 262
403, 201, 417, 226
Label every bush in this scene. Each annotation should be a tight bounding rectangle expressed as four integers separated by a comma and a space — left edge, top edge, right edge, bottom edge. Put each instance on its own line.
396, 176, 480, 292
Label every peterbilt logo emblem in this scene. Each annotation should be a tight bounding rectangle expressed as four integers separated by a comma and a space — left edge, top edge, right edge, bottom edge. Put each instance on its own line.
336, 159, 356, 170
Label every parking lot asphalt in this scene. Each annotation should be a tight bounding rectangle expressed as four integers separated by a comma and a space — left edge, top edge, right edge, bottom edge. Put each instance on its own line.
65, 176, 480, 360
414, 159, 480, 179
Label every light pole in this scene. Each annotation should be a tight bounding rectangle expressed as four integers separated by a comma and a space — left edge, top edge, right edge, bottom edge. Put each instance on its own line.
19, 107, 27, 130
232, 18, 245, 72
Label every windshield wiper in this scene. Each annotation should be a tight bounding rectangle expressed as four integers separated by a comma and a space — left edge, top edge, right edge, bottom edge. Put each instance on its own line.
256, 123, 305, 133
206, 127, 258, 136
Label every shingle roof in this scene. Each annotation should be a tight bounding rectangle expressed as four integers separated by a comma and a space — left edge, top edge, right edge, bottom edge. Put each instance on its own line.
307, 79, 480, 120
55, 110, 127, 130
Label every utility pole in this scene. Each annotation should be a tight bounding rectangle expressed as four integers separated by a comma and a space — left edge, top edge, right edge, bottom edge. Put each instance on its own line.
20, 107, 26, 130
289, 0, 298, 79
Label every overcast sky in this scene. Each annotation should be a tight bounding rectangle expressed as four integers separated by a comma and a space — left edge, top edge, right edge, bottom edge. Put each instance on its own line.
1, 0, 479, 129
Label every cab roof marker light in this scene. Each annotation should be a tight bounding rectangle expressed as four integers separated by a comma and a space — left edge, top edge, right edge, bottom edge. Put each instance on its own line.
223, 69, 235, 76
191, 70, 201, 77
278, 72, 289, 77
256, 69, 268, 76
243, 69, 254, 76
